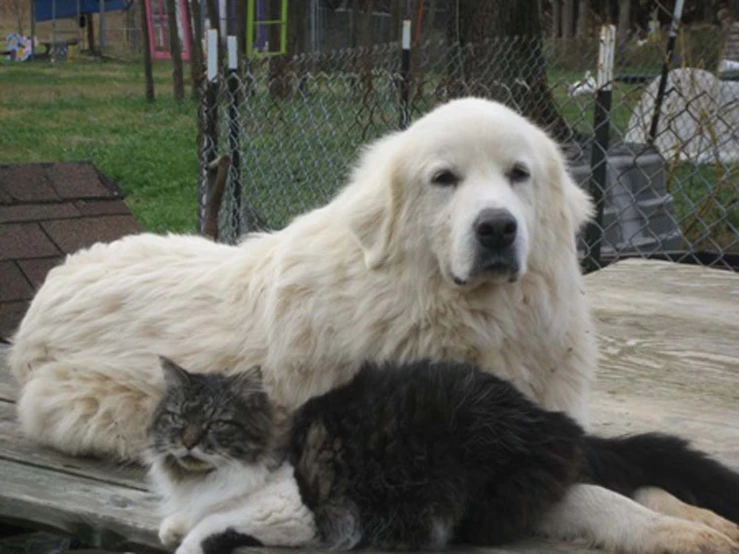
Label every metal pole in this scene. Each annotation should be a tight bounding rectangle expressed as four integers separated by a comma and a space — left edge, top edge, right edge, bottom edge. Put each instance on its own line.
584, 24, 616, 273
399, 19, 411, 129
199, 28, 220, 233
648, 0, 685, 144
218, 0, 226, 41
310, 0, 316, 52
227, 35, 243, 238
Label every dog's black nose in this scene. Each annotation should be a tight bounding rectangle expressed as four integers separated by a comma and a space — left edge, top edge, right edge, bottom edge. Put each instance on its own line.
474, 208, 518, 250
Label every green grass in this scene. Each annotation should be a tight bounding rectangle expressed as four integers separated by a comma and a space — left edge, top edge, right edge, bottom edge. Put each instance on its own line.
667, 162, 739, 253
0, 59, 200, 233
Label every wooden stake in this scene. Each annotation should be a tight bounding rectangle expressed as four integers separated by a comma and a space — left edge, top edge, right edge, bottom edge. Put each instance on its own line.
139, 0, 155, 102
166, 0, 185, 103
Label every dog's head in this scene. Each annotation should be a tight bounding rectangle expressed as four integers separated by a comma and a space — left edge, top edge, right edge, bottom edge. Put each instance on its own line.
339, 97, 593, 288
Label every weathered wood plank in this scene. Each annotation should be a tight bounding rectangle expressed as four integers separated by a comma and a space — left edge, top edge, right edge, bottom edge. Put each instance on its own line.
0, 402, 148, 490
584, 259, 739, 470
0, 458, 162, 552
231, 540, 596, 554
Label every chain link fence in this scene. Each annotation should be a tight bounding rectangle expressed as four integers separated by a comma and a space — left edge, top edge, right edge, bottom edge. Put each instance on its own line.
198, 25, 738, 272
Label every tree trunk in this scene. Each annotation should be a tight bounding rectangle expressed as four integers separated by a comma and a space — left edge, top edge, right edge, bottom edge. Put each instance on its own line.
562, 0, 574, 38
390, 0, 402, 43
288, 0, 308, 54
576, 0, 589, 38
192, 0, 204, 48
359, 0, 375, 97
617, 0, 630, 38
552, 0, 561, 39
166, 0, 185, 103
425, 0, 437, 38
205, 0, 218, 28
412, 0, 436, 99
139, 0, 155, 102
361, 0, 374, 47
349, 0, 358, 48
234, 0, 246, 55
448, 0, 574, 142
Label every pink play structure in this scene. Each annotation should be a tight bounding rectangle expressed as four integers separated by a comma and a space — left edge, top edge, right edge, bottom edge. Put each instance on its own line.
144, 0, 191, 61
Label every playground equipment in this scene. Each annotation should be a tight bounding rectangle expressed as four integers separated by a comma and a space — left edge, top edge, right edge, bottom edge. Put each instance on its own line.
141, 0, 287, 62
246, 0, 287, 57
144, 0, 191, 60
31, 0, 133, 60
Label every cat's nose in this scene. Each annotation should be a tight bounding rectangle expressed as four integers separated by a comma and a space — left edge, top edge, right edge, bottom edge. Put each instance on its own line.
181, 425, 203, 449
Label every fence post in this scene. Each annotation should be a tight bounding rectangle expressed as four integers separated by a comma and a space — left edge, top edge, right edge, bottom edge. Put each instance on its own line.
584, 24, 616, 273
166, 0, 185, 103
227, 35, 243, 239
198, 28, 220, 234
648, 0, 685, 144
139, 0, 155, 101
399, 19, 411, 130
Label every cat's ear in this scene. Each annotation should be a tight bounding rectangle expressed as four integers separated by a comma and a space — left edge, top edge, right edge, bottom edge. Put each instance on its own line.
158, 356, 192, 389
242, 365, 263, 382
230, 365, 264, 395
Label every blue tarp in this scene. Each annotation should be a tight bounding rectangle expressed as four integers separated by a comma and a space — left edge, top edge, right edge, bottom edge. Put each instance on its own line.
34, 0, 132, 22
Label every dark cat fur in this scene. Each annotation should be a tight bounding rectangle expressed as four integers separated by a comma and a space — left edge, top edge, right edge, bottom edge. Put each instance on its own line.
290, 361, 584, 550
150, 358, 739, 553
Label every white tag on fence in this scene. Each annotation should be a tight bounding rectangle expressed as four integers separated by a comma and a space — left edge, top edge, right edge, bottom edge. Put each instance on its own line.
402, 20, 411, 51
227, 36, 238, 70
207, 29, 218, 82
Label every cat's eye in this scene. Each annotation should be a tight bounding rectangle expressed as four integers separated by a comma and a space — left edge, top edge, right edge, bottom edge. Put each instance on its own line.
507, 163, 530, 184
159, 412, 179, 425
211, 420, 239, 430
431, 169, 460, 187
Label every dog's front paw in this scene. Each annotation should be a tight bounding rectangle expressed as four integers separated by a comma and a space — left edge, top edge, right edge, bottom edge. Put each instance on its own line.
682, 506, 739, 544
634, 487, 739, 544
159, 515, 189, 549
646, 518, 739, 554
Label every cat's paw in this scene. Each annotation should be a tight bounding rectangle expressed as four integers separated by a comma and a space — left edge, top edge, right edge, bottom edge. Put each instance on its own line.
174, 535, 205, 554
159, 515, 189, 549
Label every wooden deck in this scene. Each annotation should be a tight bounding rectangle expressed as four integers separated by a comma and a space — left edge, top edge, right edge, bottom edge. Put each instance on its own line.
1, 259, 738, 553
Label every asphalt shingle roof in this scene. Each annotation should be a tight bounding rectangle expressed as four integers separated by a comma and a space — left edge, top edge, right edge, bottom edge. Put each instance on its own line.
0, 162, 144, 338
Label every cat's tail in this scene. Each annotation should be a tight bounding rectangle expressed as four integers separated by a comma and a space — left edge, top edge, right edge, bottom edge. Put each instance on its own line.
582, 432, 739, 524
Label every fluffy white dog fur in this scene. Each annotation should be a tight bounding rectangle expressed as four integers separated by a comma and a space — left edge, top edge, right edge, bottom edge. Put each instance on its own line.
8, 98, 738, 554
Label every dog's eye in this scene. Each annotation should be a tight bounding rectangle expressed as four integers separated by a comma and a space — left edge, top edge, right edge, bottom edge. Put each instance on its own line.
431, 169, 459, 187
507, 163, 530, 183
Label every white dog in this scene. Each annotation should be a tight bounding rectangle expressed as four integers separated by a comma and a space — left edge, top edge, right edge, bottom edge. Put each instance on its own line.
8, 98, 738, 554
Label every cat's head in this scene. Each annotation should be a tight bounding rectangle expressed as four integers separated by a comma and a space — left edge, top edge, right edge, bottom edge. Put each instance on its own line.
148, 356, 274, 474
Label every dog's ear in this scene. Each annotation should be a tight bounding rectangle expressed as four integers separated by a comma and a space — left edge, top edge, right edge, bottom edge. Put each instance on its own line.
343, 133, 405, 269
562, 170, 594, 233
544, 137, 594, 233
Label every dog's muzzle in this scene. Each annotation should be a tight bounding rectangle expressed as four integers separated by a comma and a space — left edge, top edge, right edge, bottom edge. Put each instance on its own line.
472, 208, 520, 281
